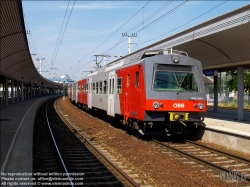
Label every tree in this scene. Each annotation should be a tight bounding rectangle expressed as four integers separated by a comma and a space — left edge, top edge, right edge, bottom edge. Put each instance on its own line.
226, 71, 237, 92
227, 69, 250, 105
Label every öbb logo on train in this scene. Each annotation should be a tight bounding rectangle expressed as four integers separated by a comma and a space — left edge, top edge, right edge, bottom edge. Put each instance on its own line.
173, 103, 185, 108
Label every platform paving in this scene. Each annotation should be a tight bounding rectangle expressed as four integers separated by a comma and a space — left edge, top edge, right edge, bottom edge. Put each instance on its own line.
0, 96, 59, 174
205, 107, 250, 138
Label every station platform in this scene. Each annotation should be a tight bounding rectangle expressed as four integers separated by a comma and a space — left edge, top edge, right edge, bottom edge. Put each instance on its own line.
205, 107, 250, 138
0, 98, 250, 176
200, 107, 250, 154
0, 95, 59, 175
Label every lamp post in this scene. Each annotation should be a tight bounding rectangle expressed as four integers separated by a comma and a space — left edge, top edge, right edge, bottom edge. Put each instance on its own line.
122, 33, 137, 54
36, 58, 45, 74
51, 67, 57, 80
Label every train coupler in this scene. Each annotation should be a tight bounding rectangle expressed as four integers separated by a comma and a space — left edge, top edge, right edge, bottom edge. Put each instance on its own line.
168, 112, 189, 126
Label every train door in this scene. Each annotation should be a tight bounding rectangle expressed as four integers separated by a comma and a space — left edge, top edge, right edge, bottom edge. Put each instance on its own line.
88, 78, 92, 109
72, 82, 78, 103
108, 71, 115, 116
76, 82, 78, 104
124, 74, 130, 118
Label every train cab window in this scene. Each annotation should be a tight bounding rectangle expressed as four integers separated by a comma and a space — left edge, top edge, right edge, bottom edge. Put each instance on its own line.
86, 84, 88, 93
103, 81, 107, 94
96, 82, 99, 94
82, 85, 84, 92
99, 81, 102, 94
135, 71, 139, 87
153, 71, 199, 92
117, 78, 122, 94
93, 83, 96, 94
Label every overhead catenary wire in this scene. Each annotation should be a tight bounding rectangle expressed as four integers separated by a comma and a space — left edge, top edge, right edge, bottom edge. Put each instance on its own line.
72, 1, 151, 79
136, 0, 228, 47
24, 14, 42, 58
74, 1, 228, 80
24, 14, 54, 76
52, 0, 76, 68
103, 1, 187, 57
51, 0, 71, 68
77, 0, 152, 63
77, 1, 187, 75
24, 12, 63, 77
79, 37, 127, 70
111, 0, 174, 54
135, 0, 188, 34
124, 0, 173, 37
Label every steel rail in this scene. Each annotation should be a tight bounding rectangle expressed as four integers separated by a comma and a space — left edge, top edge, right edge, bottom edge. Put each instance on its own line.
152, 139, 250, 182
46, 100, 74, 187
186, 140, 250, 164
55, 99, 140, 187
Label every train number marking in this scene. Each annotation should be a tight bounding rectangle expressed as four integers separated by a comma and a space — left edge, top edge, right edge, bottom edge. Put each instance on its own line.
99, 98, 102, 102
173, 103, 185, 108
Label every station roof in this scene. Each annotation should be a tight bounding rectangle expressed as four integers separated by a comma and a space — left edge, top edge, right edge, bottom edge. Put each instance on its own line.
111, 4, 250, 72
1, 0, 64, 89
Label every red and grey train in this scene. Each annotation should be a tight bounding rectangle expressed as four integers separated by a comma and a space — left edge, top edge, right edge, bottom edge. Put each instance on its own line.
68, 48, 207, 135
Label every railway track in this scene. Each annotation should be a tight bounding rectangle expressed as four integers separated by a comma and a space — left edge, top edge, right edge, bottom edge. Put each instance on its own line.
151, 139, 250, 185
33, 98, 140, 187
53, 97, 249, 186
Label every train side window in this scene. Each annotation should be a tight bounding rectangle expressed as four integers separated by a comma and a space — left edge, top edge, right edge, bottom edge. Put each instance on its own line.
135, 71, 139, 87
117, 78, 122, 94
127, 74, 130, 85
93, 83, 95, 94
99, 81, 102, 94
103, 81, 107, 94
109, 79, 111, 94
112, 78, 114, 94
96, 82, 99, 94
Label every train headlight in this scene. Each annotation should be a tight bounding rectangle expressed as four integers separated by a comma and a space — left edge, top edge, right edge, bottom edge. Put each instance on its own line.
173, 56, 179, 63
198, 103, 204, 110
153, 101, 160, 109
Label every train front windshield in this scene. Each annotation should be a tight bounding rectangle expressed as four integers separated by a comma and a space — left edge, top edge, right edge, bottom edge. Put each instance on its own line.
153, 71, 199, 92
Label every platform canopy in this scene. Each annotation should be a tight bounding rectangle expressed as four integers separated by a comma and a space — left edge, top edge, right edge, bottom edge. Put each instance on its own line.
114, 4, 250, 72
1, 0, 64, 89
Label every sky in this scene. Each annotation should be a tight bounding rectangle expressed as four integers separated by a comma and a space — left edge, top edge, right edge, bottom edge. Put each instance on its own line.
22, 0, 250, 81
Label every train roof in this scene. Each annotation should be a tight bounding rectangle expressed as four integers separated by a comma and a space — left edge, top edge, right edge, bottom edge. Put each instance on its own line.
86, 48, 188, 77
